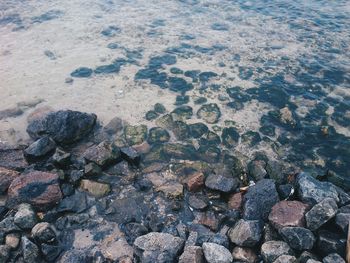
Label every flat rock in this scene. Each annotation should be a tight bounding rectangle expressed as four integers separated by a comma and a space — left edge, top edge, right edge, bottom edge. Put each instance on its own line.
305, 198, 338, 231
24, 136, 56, 160
228, 219, 263, 247
202, 242, 233, 263
205, 173, 238, 193
83, 141, 121, 167
280, 227, 315, 250
261, 240, 294, 263
80, 180, 111, 197
179, 246, 204, 263
0, 167, 20, 195
231, 246, 258, 263
7, 171, 62, 210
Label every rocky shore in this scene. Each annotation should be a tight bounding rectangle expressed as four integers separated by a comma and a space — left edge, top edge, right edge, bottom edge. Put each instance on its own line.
0, 109, 349, 263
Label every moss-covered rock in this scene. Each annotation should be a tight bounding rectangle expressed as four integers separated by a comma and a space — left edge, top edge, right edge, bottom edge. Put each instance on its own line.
189, 123, 209, 138
171, 121, 190, 140
154, 103, 166, 114
197, 103, 221, 124
171, 106, 193, 121
156, 114, 174, 130
163, 143, 198, 161
148, 127, 170, 144
222, 127, 240, 147
124, 125, 148, 145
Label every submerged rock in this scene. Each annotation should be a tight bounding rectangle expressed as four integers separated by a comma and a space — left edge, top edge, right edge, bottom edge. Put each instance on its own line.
83, 141, 121, 167
197, 104, 221, 124
124, 124, 148, 145
205, 173, 238, 193
148, 127, 170, 144
70, 67, 93, 78
221, 127, 240, 147
305, 198, 338, 231
154, 103, 166, 114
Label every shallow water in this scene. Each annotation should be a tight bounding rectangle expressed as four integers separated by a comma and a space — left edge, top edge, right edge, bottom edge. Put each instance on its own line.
0, 0, 349, 183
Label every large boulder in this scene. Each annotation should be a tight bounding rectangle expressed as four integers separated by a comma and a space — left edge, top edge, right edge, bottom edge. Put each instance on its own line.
6, 171, 62, 210
27, 110, 97, 145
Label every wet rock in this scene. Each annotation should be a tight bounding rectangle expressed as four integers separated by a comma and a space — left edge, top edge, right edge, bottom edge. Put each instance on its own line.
241, 131, 261, 146
243, 179, 279, 221
268, 201, 309, 230
179, 245, 204, 263
335, 213, 350, 233
71, 67, 93, 77
57, 191, 88, 213
197, 104, 221, 124
279, 107, 297, 128
228, 219, 263, 247
156, 114, 175, 130
261, 241, 294, 263
273, 255, 297, 263
228, 192, 243, 210
168, 77, 193, 93
248, 160, 267, 181
0, 144, 28, 171
296, 172, 339, 205
27, 110, 97, 144
175, 95, 190, 105
221, 127, 240, 147
259, 125, 275, 137
83, 141, 121, 167
24, 136, 56, 160
266, 160, 285, 184
84, 162, 102, 177
185, 172, 205, 192
0, 167, 19, 194
7, 171, 62, 210
280, 227, 315, 250
0, 245, 10, 263
124, 124, 148, 145
305, 198, 338, 231
205, 173, 238, 193
189, 194, 208, 210
31, 222, 56, 243
120, 146, 141, 166
52, 148, 71, 167
323, 253, 345, 263
317, 230, 346, 257
171, 121, 190, 140
277, 184, 294, 200
14, 203, 37, 229
148, 127, 170, 144
5, 233, 20, 249
22, 236, 39, 263
299, 251, 319, 263
154, 103, 166, 114
162, 143, 197, 160
156, 182, 183, 199
171, 106, 193, 121
134, 232, 184, 262
231, 247, 257, 263
57, 249, 87, 263
80, 180, 111, 197
202, 242, 232, 263
145, 110, 159, 120
41, 243, 63, 262
189, 123, 209, 138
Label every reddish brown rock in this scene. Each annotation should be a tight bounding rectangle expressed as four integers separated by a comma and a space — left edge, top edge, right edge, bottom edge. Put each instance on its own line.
179, 246, 204, 263
0, 167, 20, 195
0, 143, 28, 171
268, 200, 309, 231
231, 247, 258, 263
228, 192, 243, 210
7, 171, 62, 211
194, 211, 219, 231
185, 172, 204, 192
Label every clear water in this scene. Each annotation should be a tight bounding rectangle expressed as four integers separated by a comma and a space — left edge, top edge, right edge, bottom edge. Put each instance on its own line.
0, 0, 349, 185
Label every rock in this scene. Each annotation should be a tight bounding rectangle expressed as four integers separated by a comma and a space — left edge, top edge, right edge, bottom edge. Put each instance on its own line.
14, 203, 37, 229
228, 219, 263, 247
205, 173, 238, 193
273, 255, 297, 263
0, 167, 19, 194
84, 162, 102, 177
154, 103, 166, 114
0, 217, 21, 242
83, 141, 121, 167
41, 244, 63, 262
80, 180, 111, 197
268, 201, 309, 230
145, 110, 159, 120
70, 67, 93, 77
228, 192, 243, 210
243, 179, 280, 221
221, 127, 240, 147
189, 123, 209, 138
261, 241, 294, 263
189, 194, 208, 210
52, 148, 71, 167
231, 246, 258, 263
5, 233, 20, 249
7, 171, 62, 210
0, 144, 28, 171
27, 110, 97, 144
22, 236, 39, 263
280, 227, 315, 250
24, 136, 56, 160
57, 249, 87, 263
134, 232, 184, 262
197, 104, 221, 124
322, 253, 345, 263
124, 124, 148, 145
194, 211, 219, 231
306, 260, 322, 263
156, 182, 183, 199
147, 127, 170, 144
277, 184, 294, 200
335, 213, 350, 233
305, 198, 338, 231
202, 242, 232, 263
124, 223, 148, 243
317, 230, 346, 257
299, 251, 319, 263
120, 147, 141, 166
171, 106, 193, 121
263, 223, 280, 243
296, 172, 339, 205
266, 160, 285, 184
179, 246, 204, 263
31, 222, 56, 243
248, 160, 267, 181
69, 170, 84, 185
185, 172, 205, 192
0, 245, 10, 263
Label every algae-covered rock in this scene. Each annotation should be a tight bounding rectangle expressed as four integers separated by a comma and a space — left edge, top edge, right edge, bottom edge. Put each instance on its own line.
124, 125, 148, 145
197, 104, 221, 124
154, 103, 166, 114
222, 127, 240, 147
148, 127, 170, 144
171, 121, 190, 140
156, 114, 174, 129
145, 110, 159, 121
163, 143, 198, 160
189, 123, 209, 138
171, 106, 193, 121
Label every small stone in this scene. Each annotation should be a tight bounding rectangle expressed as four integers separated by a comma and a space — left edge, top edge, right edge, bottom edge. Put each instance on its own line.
69, 170, 84, 185
221, 127, 240, 147
248, 160, 267, 181
189, 123, 209, 138
52, 148, 71, 167
179, 246, 204, 263
57, 249, 87, 263
268, 201, 309, 230
14, 203, 37, 229
147, 127, 170, 144
5, 233, 20, 249
24, 136, 56, 160
197, 104, 221, 124
0, 245, 10, 263
306, 260, 322, 263
80, 180, 111, 197
71, 67, 93, 78
335, 213, 350, 233
0, 143, 28, 171
189, 194, 208, 210
228, 192, 243, 210
22, 236, 39, 263
41, 243, 63, 262
228, 219, 263, 247
280, 227, 315, 250
120, 147, 141, 166
273, 255, 297, 263
231, 246, 257, 263
31, 222, 56, 243
84, 162, 102, 176
124, 124, 148, 145
202, 242, 232, 263
185, 172, 205, 192
145, 110, 159, 120
322, 253, 345, 263
266, 160, 285, 184
154, 103, 166, 114
195, 211, 219, 231
205, 174, 238, 193
305, 198, 338, 231
317, 230, 346, 257
261, 240, 294, 263
83, 141, 121, 167
156, 182, 183, 199
299, 251, 319, 263
171, 106, 193, 121
0, 167, 19, 195
277, 184, 294, 200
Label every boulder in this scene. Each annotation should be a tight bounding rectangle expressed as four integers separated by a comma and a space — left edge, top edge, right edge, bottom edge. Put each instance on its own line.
280, 227, 315, 250
305, 198, 338, 231
0, 167, 20, 195
261, 241, 294, 263
202, 242, 233, 263
228, 219, 263, 247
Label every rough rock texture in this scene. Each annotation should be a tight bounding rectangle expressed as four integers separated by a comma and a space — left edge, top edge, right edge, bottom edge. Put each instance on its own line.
205, 173, 238, 193
57, 249, 87, 263
0, 245, 10, 263
0, 167, 20, 195
79, 180, 111, 197
231, 246, 257, 263
228, 192, 243, 210
268, 201, 309, 230
228, 219, 262, 247
202, 242, 233, 263
14, 203, 37, 229
0, 144, 28, 171
185, 172, 205, 192
280, 227, 315, 250
83, 141, 121, 167
261, 241, 294, 263
273, 255, 297, 263
7, 171, 62, 210
316, 230, 346, 257
27, 110, 97, 144
296, 173, 339, 205
24, 136, 56, 160
179, 246, 204, 263
31, 222, 56, 243
22, 236, 39, 263
305, 198, 338, 231
335, 213, 350, 233
243, 179, 280, 220
322, 253, 345, 263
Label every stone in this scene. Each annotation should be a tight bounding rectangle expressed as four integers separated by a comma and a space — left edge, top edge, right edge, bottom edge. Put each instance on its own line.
145, 110, 159, 120
70, 67, 93, 77
228, 219, 263, 247
69, 170, 84, 185
7, 171, 62, 210
41, 244, 63, 262
221, 127, 240, 147
0, 167, 19, 194
57, 249, 87, 263
189, 194, 208, 210
124, 124, 148, 145
307, 260, 322, 263
134, 232, 184, 262
266, 160, 285, 184
299, 251, 319, 263
124, 223, 148, 243
194, 211, 219, 231
189, 123, 209, 139
202, 242, 233, 263
231, 247, 257, 263
14, 203, 37, 229
171, 106, 193, 121
0, 217, 21, 242
5, 233, 20, 249
197, 104, 221, 124
248, 160, 267, 181
31, 222, 56, 243
171, 121, 190, 140
0, 143, 28, 171
120, 146, 141, 166
268, 201, 309, 230
317, 230, 346, 257
52, 148, 71, 167
296, 172, 339, 205
27, 110, 97, 144
305, 198, 338, 231
154, 103, 166, 114
22, 236, 39, 263
273, 255, 297, 263
243, 179, 280, 221
0, 245, 10, 263
322, 253, 345, 263
280, 227, 315, 250
24, 136, 56, 160
83, 141, 121, 167
84, 162, 102, 177
228, 192, 243, 210
335, 213, 350, 233
185, 172, 205, 192
179, 246, 204, 263
205, 173, 238, 193
277, 184, 294, 200
80, 180, 111, 197
147, 127, 170, 144
261, 241, 294, 263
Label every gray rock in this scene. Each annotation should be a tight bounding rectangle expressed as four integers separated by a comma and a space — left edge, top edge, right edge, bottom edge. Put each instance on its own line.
52, 148, 71, 167
266, 160, 285, 184
280, 227, 315, 250
296, 173, 339, 206
248, 160, 267, 181
299, 251, 319, 263
5, 233, 20, 249
189, 194, 208, 210
83, 141, 121, 167
22, 236, 39, 263
231, 246, 257, 263
306, 260, 322, 263
31, 222, 56, 243
14, 203, 37, 230
243, 179, 280, 220
228, 219, 262, 247
322, 253, 345, 263
179, 246, 204, 263
317, 230, 346, 257
57, 249, 87, 263
0, 245, 10, 263
335, 213, 350, 233
202, 242, 233, 263
305, 198, 338, 231
261, 240, 294, 263
273, 255, 297, 263
205, 173, 238, 193
24, 136, 56, 159
0, 216, 20, 242
41, 244, 63, 262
